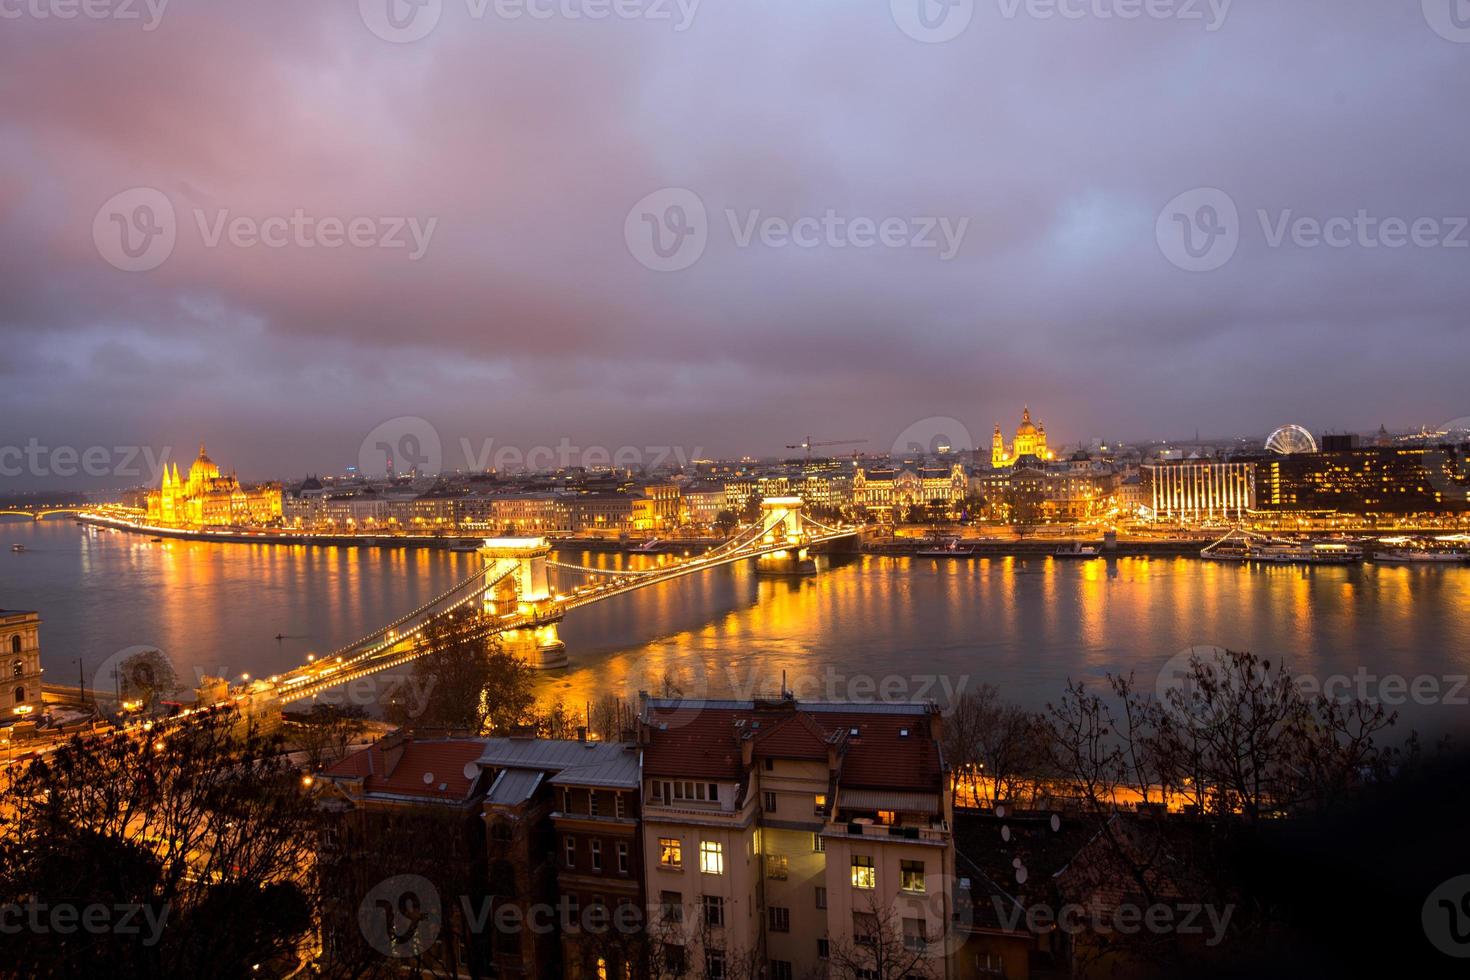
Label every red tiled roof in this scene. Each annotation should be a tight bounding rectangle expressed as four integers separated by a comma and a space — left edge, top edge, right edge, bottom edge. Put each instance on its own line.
324, 737, 487, 802
642, 706, 749, 779
642, 702, 944, 791
752, 711, 835, 761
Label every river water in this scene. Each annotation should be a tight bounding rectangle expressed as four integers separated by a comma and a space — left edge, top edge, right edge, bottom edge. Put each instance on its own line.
3, 519, 1468, 736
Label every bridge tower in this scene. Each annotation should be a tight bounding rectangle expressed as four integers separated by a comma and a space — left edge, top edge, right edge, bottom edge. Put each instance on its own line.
757, 497, 816, 576
478, 537, 568, 669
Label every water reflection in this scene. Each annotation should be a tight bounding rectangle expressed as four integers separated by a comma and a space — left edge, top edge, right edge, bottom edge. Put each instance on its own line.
4, 519, 1470, 735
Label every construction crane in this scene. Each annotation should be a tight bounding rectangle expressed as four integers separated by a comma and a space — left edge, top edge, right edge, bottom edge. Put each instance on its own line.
785, 436, 868, 461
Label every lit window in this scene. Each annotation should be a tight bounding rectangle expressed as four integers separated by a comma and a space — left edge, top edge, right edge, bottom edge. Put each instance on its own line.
766, 854, 788, 880
851, 855, 876, 889
877, 809, 896, 826
900, 860, 926, 893
813, 793, 827, 816
659, 837, 682, 869
700, 840, 724, 875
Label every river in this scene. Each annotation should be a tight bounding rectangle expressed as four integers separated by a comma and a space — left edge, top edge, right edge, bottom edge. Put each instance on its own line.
3, 518, 1468, 736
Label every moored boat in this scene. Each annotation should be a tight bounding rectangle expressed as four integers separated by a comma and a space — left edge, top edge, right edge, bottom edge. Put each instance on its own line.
1054, 542, 1101, 559
917, 538, 975, 558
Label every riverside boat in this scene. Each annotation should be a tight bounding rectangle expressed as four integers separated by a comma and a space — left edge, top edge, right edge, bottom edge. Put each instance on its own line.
1371, 537, 1470, 563
917, 538, 975, 558
1054, 542, 1101, 559
1203, 537, 1363, 565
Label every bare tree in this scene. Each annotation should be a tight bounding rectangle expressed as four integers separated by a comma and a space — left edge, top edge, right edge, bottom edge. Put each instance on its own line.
824, 894, 939, 980
0, 708, 316, 978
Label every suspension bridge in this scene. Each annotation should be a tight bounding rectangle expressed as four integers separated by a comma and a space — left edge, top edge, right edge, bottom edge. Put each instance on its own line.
215, 497, 859, 709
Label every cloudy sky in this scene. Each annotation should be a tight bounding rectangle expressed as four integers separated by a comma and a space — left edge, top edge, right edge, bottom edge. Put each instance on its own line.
2, 0, 1468, 486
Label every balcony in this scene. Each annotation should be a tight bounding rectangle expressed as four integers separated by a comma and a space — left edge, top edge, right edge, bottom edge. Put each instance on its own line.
826, 818, 950, 845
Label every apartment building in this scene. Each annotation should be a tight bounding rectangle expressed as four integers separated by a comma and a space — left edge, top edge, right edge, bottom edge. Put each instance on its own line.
638, 696, 955, 979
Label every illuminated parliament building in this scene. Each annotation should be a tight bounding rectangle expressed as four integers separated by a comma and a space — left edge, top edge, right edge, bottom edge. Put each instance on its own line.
146, 444, 282, 528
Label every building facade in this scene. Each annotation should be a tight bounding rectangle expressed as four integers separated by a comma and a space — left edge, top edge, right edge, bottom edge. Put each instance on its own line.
854, 465, 969, 521
1, 609, 42, 720
638, 697, 955, 980
991, 407, 1051, 468
1142, 460, 1257, 522
1255, 445, 1470, 514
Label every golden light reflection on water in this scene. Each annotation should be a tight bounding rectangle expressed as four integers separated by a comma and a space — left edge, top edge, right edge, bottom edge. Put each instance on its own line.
6, 520, 1470, 733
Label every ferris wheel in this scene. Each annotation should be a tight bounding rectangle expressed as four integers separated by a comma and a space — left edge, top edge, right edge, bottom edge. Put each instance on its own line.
1265, 424, 1318, 455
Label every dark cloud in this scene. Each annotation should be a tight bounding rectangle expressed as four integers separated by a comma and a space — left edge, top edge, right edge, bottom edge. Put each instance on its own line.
2, 0, 1468, 486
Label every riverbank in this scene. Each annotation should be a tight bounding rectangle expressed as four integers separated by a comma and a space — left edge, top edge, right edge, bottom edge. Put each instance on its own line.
77, 513, 481, 550
867, 538, 1206, 558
